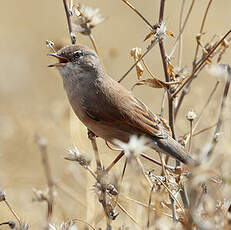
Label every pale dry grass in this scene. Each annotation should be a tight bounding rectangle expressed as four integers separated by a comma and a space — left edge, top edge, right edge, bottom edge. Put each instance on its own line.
0, 0, 231, 229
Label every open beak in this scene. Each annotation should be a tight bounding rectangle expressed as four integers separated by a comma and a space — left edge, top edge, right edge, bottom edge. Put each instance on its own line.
48, 53, 70, 67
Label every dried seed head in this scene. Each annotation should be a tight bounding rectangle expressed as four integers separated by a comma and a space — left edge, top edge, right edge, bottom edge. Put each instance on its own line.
65, 146, 91, 167
130, 47, 144, 80
34, 135, 47, 151
73, 5, 104, 35
0, 188, 6, 202
8, 221, 16, 229
16, 223, 29, 230
113, 135, 151, 159
49, 221, 77, 230
32, 188, 48, 202
207, 63, 230, 79
107, 184, 118, 196
186, 109, 197, 121
46, 40, 56, 52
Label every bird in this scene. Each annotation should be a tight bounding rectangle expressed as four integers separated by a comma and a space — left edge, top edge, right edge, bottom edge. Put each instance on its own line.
48, 44, 195, 165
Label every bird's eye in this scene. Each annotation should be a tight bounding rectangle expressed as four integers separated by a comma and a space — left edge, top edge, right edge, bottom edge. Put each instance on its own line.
73, 50, 83, 59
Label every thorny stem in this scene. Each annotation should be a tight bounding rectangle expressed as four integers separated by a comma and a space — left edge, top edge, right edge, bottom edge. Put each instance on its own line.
172, 29, 231, 98
207, 66, 231, 156
63, 0, 76, 44
121, 0, 153, 28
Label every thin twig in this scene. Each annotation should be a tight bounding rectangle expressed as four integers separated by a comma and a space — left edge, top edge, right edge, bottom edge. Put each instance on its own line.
147, 185, 154, 227
170, 194, 178, 221
180, 183, 190, 208
136, 157, 153, 187
207, 66, 231, 156
158, 0, 177, 141
184, 81, 219, 144
35, 136, 54, 224
63, 0, 76, 44
72, 218, 96, 230
89, 33, 99, 56
88, 129, 102, 171
188, 120, 193, 152
140, 153, 176, 172
160, 90, 167, 117
120, 194, 173, 218
174, 0, 214, 117
169, 0, 195, 58
193, 122, 218, 137
118, 40, 159, 83
4, 200, 21, 224
116, 200, 139, 225
177, 0, 186, 67
105, 151, 125, 172
120, 0, 153, 28
150, 173, 184, 213
192, 0, 214, 67
120, 158, 128, 184
172, 29, 231, 98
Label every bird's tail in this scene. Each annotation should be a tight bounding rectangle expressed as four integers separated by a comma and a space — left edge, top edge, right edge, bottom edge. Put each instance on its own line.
152, 135, 196, 165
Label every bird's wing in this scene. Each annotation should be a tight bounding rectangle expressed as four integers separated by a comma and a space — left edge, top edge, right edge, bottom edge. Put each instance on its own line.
83, 93, 169, 138
82, 76, 170, 138
124, 97, 169, 138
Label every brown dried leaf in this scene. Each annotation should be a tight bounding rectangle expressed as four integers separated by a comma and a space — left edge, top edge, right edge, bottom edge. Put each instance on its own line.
132, 78, 167, 90
205, 58, 212, 64
166, 29, 174, 37
130, 47, 144, 80
221, 39, 229, 51
167, 62, 176, 81
144, 31, 155, 41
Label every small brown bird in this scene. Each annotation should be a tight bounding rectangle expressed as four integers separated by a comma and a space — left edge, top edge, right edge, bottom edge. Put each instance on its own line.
48, 44, 195, 165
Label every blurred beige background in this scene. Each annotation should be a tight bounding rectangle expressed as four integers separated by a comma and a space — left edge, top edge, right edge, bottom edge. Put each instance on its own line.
0, 0, 230, 229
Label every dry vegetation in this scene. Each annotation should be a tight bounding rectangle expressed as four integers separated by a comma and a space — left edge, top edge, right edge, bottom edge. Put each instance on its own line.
1, 0, 231, 229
